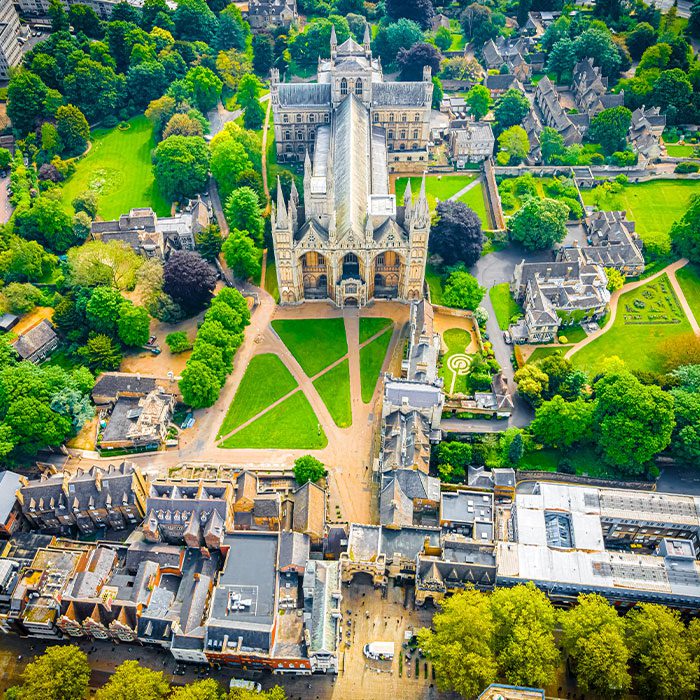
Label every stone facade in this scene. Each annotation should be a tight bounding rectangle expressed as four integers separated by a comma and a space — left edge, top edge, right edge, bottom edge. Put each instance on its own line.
0, 2, 21, 81
247, 0, 296, 31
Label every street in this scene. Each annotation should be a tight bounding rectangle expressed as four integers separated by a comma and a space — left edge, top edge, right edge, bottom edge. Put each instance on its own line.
0, 175, 12, 225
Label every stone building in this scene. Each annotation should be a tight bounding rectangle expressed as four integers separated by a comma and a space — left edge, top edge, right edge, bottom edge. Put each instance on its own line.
572, 58, 624, 116
0, 2, 22, 81
270, 27, 433, 171
15, 0, 173, 20
246, 0, 297, 31
448, 122, 495, 166
271, 85, 431, 306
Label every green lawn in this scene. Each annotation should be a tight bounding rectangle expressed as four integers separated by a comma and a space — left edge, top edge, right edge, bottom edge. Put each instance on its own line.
272, 318, 348, 377
457, 183, 490, 228
359, 317, 392, 343
359, 328, 392, 402
666, 144, 697, 158
217, 353, 297, 437
439, 327, 474, 395
571, 274, 692, 374
395, 174, 480, 212
426, 264, 445, 305
489, 283, 522, 330
313, 359, 352, 428
60, 115, 170, 220
526, 346, 573, 364
264, 260, 279, 303
519, 445, 611, 477
558, 324, 587, 344
220, 391, 327, 449
581, 180, 700, 245
676, 264, 700, 325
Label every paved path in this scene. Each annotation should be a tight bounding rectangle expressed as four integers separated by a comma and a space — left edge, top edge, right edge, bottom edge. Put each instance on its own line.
449, 175, 482, 201
0, 176, 12, 225
565, 258, 692, 360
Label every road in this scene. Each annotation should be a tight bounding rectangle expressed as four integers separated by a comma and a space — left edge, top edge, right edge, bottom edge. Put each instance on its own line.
0, 175, 12, 225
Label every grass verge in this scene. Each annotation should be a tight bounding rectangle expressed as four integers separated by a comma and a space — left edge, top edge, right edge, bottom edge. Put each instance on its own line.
272, 318, 348, 376
489, 283, 522, 330
313, 359, 352, 428
359, 317, 392, 343
359, 328, 392, 402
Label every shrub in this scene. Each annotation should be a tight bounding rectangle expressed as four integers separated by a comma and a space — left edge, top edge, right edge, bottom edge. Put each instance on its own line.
615, 174, 629, 184
675, 161, 700, 173
558, 335, 568, 344
165, 331, 192, 353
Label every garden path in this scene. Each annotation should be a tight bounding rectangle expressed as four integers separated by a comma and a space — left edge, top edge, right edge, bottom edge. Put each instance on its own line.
449, 175, 483, 201
565, 258, 692, 361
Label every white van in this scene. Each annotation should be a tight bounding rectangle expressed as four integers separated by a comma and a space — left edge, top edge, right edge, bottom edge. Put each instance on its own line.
363, 641, 395, 660
229, 679, 262, 692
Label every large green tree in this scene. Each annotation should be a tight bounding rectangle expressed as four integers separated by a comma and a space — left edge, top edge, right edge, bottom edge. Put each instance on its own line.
588, 107, 632, 155
497, 125, 530, 165
7, 70, 51, 136
179, 360, 221, 408
56, 104, 90, 157
95, 660, 170, 700
14, 197, 77, 253
67, 240, 144, 290
546, 37, 576, 82
117, 303, 151, 347
153, 135, 211, 201
17, 645, 90, 700
222, 228, 262, 280
86, 285, 124, 335
442, 270, 485, 310
493, 88, 530, 131
531, 396, 594, 449
293, 455, 327, 484
224, 187, 264, 246
509, 197, 568, 251
465, 84, 491, 121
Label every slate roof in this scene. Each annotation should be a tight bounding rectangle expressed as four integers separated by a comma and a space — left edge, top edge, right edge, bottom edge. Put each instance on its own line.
379, 469, 440, 528
11, 319, 57, 360
277, 83, 331, 107
0, 471, 21, 524
371, 82, 431, 107
279, 531, 310, 570
304, 560, 341, 655
92, 373, 157, 402
292, 481, 326, 538
484, 74, 521, 91
381, 407, 432, 473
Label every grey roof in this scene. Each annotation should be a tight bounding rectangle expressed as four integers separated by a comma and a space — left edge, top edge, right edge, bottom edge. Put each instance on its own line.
485, 74, 520, 90
11, 319, 57, 360
279, 531, 310, 570
0, 314, 19, 331
305, 560, 341, 655
0, 471, 21, 523
277, 83, 331, 107
384, 380, 443, 409
371, 82, 431, 107
92, 373, 157, 401
381, 408, 432, 472
380, 525, 440, 559
380, 469, 440, 527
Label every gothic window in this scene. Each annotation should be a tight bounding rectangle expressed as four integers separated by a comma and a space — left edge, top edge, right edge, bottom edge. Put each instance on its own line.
340, 78, 348, 95
318, 253, 326, 264
285, 130, 291, 140
296, 114, 302, 123
376, 253, 385, 266
286, 144, 293, 152
310, 130, 316, 140
283, 114, 289, 123
297, 144, 304, 152
413, 129, 419, 139
355, 78, 363, 96
297, 131, 303, 140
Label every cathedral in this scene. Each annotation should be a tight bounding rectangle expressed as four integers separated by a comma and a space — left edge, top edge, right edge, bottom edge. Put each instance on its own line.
270, 29, 432, 307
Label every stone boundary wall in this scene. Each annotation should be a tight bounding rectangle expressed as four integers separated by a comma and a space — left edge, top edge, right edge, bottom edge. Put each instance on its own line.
482, 157, 506, 230
516, 470, 655, 490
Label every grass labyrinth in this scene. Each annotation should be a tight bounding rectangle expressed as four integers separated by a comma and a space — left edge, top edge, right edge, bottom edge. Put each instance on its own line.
571, 274, 692, 373
438, 328, 474, 395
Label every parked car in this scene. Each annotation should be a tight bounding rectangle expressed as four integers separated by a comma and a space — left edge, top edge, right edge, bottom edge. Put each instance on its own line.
503, 330, 512, 344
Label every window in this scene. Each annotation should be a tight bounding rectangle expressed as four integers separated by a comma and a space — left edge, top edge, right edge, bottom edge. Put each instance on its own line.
310, 130, 315, 140
296, 114, 302, 123
412, 142, 418, 150
297, 144, 304, 152
389, 112, 394, 122
309, 114, 315, 123
297, 131, 303, 140
388, 130, 394, 139
400, 143, 405, 150
373, 113, 379, 122
286, 144, 292, 152
376, 253, 385, 265
283, 114, 289, 123
355, 78, 363, 96
414, 113, 420, 121
340, 78, 348, 95
413, 129, 419, 139
401, 114, 407, 122
400, 130, 406, 139
285, 130, 291, 140
324, 114, 329, 123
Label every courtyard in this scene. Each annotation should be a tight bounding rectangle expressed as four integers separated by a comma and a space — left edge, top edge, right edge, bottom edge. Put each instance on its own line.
438, 325, 481, 396
60, 115, 170, 220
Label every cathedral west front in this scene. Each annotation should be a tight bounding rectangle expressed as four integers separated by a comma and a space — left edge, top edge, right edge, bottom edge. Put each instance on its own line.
270, 28, 433, 307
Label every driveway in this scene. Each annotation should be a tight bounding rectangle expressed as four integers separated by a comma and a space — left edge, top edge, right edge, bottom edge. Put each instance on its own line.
0, 175, 12, 225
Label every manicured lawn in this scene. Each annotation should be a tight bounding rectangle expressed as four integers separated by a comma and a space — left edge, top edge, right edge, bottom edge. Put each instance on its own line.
489, 283, 522, 330
220, 391, 327, 449
457, 182, 490, 228
526, 346, 573, 364
272, 318, 348, 376
264, 260, 280, 303
359, 317, 392, 343
519, 445, 611, 477
60, 116, 170, 220
359, 328, 392, 402
666, 144, 697, 158
313, 359, 352, 428
395, 174, 480, 213
438, 327, 473, 395
426, 264, 445, 305
676, 264, 700, 325
581, 180, 700, 244
558, 324, 587, 344
571, 274, 692, 373
217, 353, 297, 437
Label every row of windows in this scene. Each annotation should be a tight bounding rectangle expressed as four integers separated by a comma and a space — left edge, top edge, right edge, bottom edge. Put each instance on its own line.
282, 113, 330, 124
282, 128, 422, 144
340, 77, 362, 96
374, 113, 422, 123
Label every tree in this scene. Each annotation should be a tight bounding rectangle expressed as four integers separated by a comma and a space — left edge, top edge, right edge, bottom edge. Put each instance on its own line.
503, 429, 524, 466
184, 66, 223, 113
690, 0, 700, 37
588, 106, 632, 155
69, 4, 103, 37
67, 240, 143, 290
7, 70, 51, 136
153, 136, 211, 202
14, 197, 77, 253
574, 27, 621, 76
55, 104, 90, 157
222, 228, 262, 280
442, 270, 485, 310
163, 250, 216, 313
670, 385, 700, 464
434, 26, 452, 52
173, 0, 217, 42
243, 99, 265, 130
86, 285, 124, 335
372, 19, 424, 66
497, 125, 529, 165
162, 113, 203, 139
95, 661, 170, 700
169, 680, 223, 700
626, 604, 699, 699
293, 455, 327, 484
560, 594, 631, 697
546, 37, 575, 82
126, 61, 169, 110
540, 126, 565, 163
217, 3, 249, 51
165, 331, 192, 353
489, 583, 559, 689
465, 85, 490, 121
78, 334, 123, 371
145, 95, 177, 137
63, 57, 125, 124
0, 148, 10, 171
224, 187, 264, 246
531, 396, 594, 449
48, 0, 70, 31
397, 43, 442, 81
252, 33, 274, 75
493, 88, 530, 131
211, 139, 254, 203
180, 360, 221, 408
429, 200, 483, 267
16, 644, 90, 700
626, 22, 657, 60
117, 303, 150, 347
460, 3, 504, 47
3, 282, 43, 314
652, 69, 693, 124
417, 589, 497, 698
386, 0, 434, 28
514, 363, 549, 406
509, 197, 568, 250
195, 224, 223, 262
593, 370, 675, 474
435, 441, 472, 482
670, 197, 700, 262
290, 17, 350, 67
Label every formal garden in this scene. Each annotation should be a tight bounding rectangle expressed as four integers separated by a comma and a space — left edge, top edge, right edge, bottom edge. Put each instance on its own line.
60, 115, 170, 220
570, 274, 692, 373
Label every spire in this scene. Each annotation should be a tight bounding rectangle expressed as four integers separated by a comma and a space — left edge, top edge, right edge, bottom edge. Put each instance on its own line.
330, 24, 337, 56
288, 195, 298, 231
276, 176, 288, 229
363, 23, 371, 54
290, 178, 299, 206
415, 172, 429, 224
403, 178, 413, 223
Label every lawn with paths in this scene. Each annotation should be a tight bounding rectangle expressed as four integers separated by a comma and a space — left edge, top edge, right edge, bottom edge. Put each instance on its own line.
217, 353, 297, 438
676, 263, 700, 324
489, 283, 522, 330
581, 179, 700, 244
359, 328, 392, 402
438, 327, 474, 395
526, 346, 573, 364
359, 317, 392, 343
313, 359, 352, 428
60, 115, 170, 220
220, 391, 327, 449
272, 318, 348, 376
570, 274, 692, 373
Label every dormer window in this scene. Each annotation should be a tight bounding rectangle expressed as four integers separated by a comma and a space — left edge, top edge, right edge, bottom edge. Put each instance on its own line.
340, 78, 348, 95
